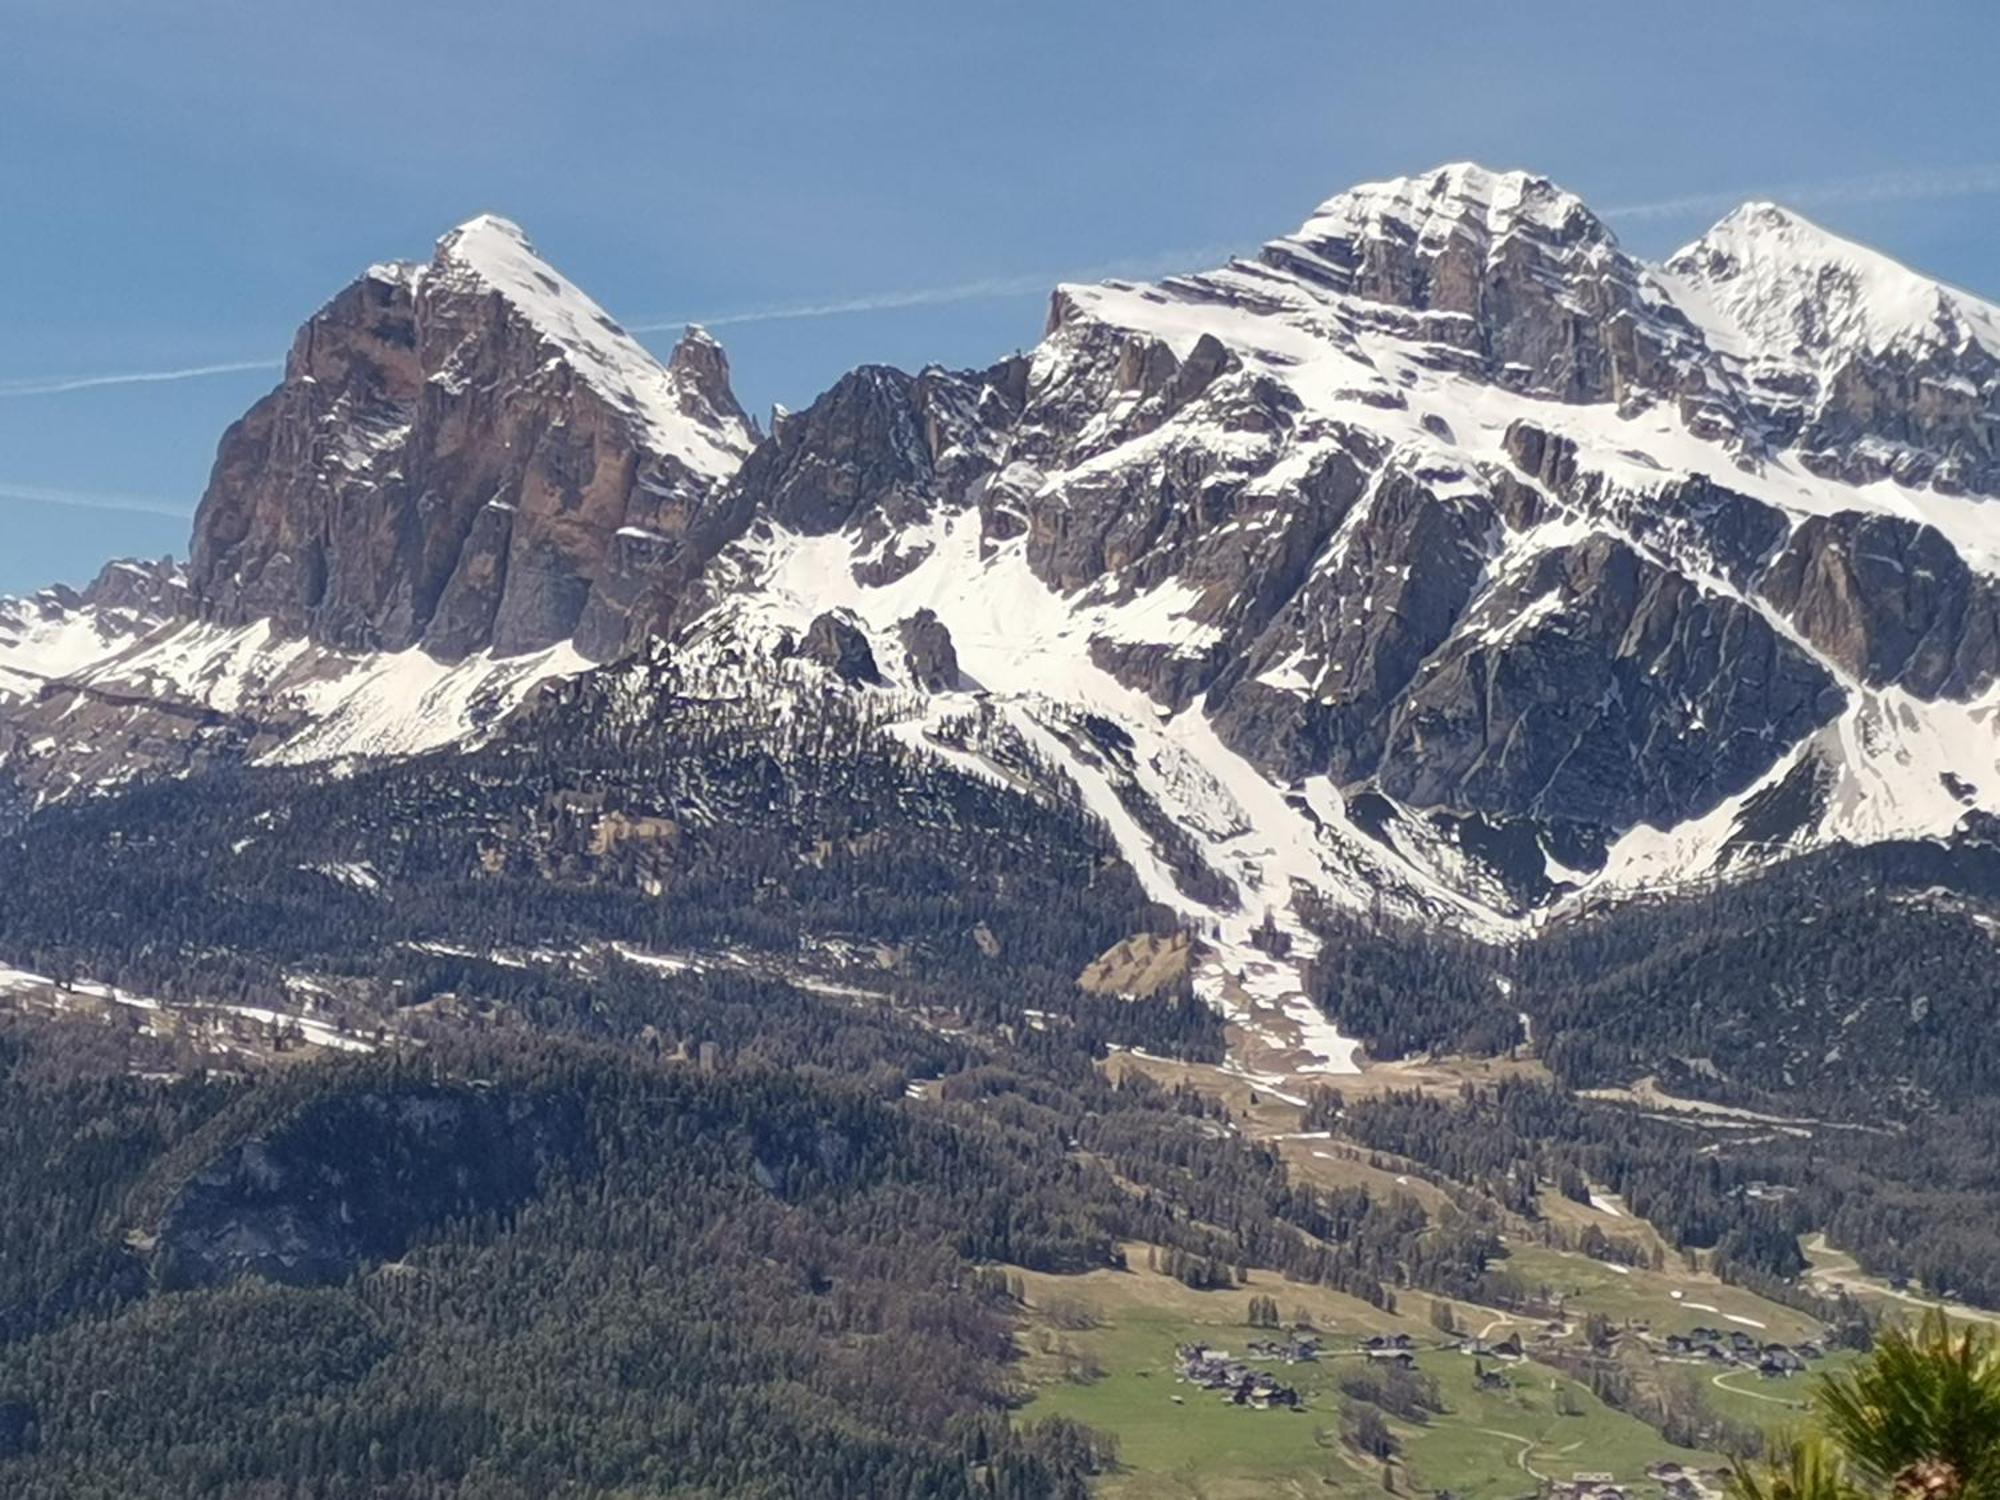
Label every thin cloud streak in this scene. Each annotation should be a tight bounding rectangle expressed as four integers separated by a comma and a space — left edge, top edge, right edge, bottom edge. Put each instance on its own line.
0, 244, 1245, 401
0, 359, 281, 399
1605, 163, 2000, 224
0, 481, 192, 520
0, 244, 1242, 397
628, 243, 1242, 334
7, 171, 2000, 396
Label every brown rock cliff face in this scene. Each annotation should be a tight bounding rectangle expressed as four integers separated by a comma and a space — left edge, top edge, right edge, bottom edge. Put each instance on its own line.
1761, 513, 2000, 698
188, 217, 755, 662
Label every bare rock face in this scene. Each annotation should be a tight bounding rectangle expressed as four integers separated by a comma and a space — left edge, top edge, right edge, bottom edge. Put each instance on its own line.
1761, 512, 2000, 698
1503, 423, 1793, 591
799, 610, 882, 685
187, 216, 756, 662
1018, 348, 1311, 598
1205, 465, 1496, 785
726, 359, 1026, 585
734, 365, 934, 537
78, 556, 191, 622
1379, 534, 1842, 831
897, 610, 959, 691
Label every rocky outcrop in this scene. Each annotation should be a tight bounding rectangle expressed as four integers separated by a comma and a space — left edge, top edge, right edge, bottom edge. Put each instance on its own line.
187, 216, 755, 662
1378, 534, 1842, 832
1503, 423, 1792, 590
798, 610, 882, 685
1206, 466, 1497, 784
732, 365, 936, 537
727, 359, 1026, 585
153, 1086, 584, 1290
897, 609, 959, 690
1761, 512, 2000, 698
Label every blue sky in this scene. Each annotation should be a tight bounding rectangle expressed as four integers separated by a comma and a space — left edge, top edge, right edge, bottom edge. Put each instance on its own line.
4, 0, 1998, 595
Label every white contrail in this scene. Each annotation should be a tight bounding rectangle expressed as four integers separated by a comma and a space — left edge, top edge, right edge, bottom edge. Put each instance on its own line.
1604, 163, 2000, 223
0, 481, 191, 519
0, 246, 1242, 401
0, 358, 280, 399
0, 245, 1239, 394
629, 273, 1063, 332
7, 170, 2000, 390
627, 243, 1242, 334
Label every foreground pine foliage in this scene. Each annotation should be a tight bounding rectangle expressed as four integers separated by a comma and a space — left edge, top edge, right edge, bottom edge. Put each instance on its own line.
1734, 1316, 2000, 1500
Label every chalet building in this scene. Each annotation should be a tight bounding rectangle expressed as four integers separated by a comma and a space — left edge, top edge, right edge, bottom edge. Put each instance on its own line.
1357, 1333, 1415, 1352
1658, 1328, 1820, 1378
1174, 1344, 1303, 1410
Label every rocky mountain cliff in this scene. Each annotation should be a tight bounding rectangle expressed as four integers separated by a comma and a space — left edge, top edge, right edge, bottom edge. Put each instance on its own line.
4, 166, 1997, 1030
691, 166, 1997, 928
188, 215, 757, 662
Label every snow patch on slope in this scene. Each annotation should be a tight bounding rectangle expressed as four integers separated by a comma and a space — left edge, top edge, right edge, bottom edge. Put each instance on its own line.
1589, 684, 2000, 898
0, 590, 161, 702
0, 963, 374, 1053
1, 602, 589, 795
264, 638, 590, 765
694, 510, 1539, 1073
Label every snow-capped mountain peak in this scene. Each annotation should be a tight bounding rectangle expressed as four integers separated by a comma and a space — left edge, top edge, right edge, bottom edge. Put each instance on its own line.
174, 212, 765, 664
1287, 161, 1608, 253
1665, 199, 2000, 368
431, 214, 755, 475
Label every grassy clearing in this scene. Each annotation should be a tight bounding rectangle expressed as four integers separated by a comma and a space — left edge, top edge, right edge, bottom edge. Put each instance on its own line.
1099, 1050, 1310, 1138
1012, 1250, 1722, 1499
1276, 1138, 1458, 1216
1399, 1352, 1717, 1500
1078, 932, 1192, 998
1498, 1243, 1822, 1344
1013, 1260, 1384, 1498
1534, 1189, 1675, 1265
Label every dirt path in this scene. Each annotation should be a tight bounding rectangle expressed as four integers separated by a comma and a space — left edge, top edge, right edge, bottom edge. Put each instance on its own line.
1473, 1428, 1547, 1481
1711, 1370, 1809, 1410
1802, 1234, 2000, 1328
1577, 1078, 1884, 1135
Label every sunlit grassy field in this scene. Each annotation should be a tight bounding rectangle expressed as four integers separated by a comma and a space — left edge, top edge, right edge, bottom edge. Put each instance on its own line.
1014, 1251, 1732, 1499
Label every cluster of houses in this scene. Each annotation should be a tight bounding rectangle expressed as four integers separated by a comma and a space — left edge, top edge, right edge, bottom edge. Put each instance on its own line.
1546, 1470, 1629, 1500
1647, 1461, 1732, 1500
1243, 1334, 1322, 1364
1355, 1332, 1420, 1365
1657, 1325, 1824, 1377
1456, 1331, 1528, 1361
1545, 1463, 1727, 1500
1173, 1343, 1304, 1410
